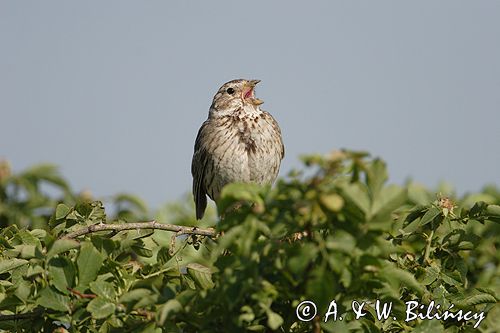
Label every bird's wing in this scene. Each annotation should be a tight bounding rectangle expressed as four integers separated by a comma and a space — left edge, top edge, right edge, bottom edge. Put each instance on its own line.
263, 111, 285, 159
191, 121, 210, 220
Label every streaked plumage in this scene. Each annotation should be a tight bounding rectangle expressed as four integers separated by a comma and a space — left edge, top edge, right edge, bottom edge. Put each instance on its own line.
191, 79, 284, 219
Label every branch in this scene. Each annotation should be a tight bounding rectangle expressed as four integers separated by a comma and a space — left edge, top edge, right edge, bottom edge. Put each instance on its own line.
67, 287, 96, 299
0, 309, 44, 321
61, 220, 217, 239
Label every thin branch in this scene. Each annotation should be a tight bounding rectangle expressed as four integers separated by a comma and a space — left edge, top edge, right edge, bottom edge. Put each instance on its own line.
67, 287, 96, 299
61, 220, 217, 239
0, 309, 44, 321
131, 308, 155, 319
423, 229, 435, 265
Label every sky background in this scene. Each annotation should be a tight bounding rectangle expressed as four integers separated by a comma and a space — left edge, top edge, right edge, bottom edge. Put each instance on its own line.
1, 1, 499, 210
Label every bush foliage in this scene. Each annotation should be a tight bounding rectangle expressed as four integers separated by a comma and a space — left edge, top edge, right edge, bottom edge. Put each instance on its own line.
0, 152, 499, 332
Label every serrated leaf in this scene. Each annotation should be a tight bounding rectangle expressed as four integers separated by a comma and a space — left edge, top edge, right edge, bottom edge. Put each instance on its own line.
48, 257, 75, 294
46, 239, 80, 259
455, 293, 497, 307
77, 242, 104, 288
26, 265, 45, 277
0, 259, 28, 274
420, 207, 442, 227
16, 230, 40, 246
441, 272, 461, 287
36, 287, 70, 312
418, 266, 440, 285
186, 263, 214, 289
30, 229, 47, 239
90, 281, 116, 300
15, 244, 39, 259
87, 297, 116, 319
55, 204, 71, 220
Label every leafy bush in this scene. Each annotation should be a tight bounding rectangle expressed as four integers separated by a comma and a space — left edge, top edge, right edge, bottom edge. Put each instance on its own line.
0, 153, 499, 332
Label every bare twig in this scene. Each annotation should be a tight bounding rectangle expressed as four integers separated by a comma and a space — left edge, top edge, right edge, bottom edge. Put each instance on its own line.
131, 308, 155, 320
0, 308, 44, 321
60, 220, 217, 239
423, 229, 435, 265
67, 287, 97, 299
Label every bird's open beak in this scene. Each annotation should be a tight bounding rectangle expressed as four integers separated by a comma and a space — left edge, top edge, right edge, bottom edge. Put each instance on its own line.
243, 80, 264, 106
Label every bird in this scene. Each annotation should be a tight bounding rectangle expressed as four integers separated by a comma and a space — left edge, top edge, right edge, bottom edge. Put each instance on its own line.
191, 79, 284, 220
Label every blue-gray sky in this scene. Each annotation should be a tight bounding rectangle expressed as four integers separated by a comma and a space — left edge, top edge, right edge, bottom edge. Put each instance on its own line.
1, 1, 499, 209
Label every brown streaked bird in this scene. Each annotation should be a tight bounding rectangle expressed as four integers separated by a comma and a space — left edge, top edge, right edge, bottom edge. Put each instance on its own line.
191, 79, 284, 219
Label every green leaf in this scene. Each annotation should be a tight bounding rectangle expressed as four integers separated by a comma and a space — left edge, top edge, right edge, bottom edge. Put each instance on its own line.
370, 185, 407, 221
87, 297, 116, 319
55, 203, 71, 220
158, 299, 183, 325
319, 194, 344, 212
218, 182, 265, 215
16, 230, 40, 246
15, 244, 39, 259
455, 293, 497, 307
420, 206, 441, 227
486, 204, 500, 223
77, 242, 104, 288
186, 263, 215, 289
486, 204, 500, 216
36, 287, 70, 312
266, 310, 283, 330
338, 182, 370, 220
131, 245, 153, 258
90, 280, 116, 301
306, 266, 337, 311
288, 243, 318, 274
113, 193, 148, 214
413, 319, 444, 333
46, 239, 80, 259
470, 201, 488, 217
26, 265, 45, 278
48, 257, 75, 294
366, 158, 388, 196
417, 266, 440, 286
119, 288, 153, 304
0, 259, 28, 274
238, 305, 255, 325
30, 229, 47, 239
381, 266, 425, 296
408, 183, 433, 205
441, 272, 461, 287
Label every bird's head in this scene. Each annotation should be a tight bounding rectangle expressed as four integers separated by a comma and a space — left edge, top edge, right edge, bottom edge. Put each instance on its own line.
210, 79, 263, 115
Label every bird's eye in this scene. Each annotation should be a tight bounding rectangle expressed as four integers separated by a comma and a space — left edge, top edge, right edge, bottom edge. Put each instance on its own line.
226, 88, 235, 95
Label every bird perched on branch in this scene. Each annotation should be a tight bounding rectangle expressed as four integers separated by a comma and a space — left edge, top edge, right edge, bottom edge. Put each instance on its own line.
191, 79, 284, 219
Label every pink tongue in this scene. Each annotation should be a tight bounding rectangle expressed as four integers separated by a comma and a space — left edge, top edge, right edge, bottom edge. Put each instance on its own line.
244, 89, 253, 99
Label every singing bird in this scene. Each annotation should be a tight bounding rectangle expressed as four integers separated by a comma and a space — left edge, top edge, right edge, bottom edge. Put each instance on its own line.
191, 79, 284, 219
